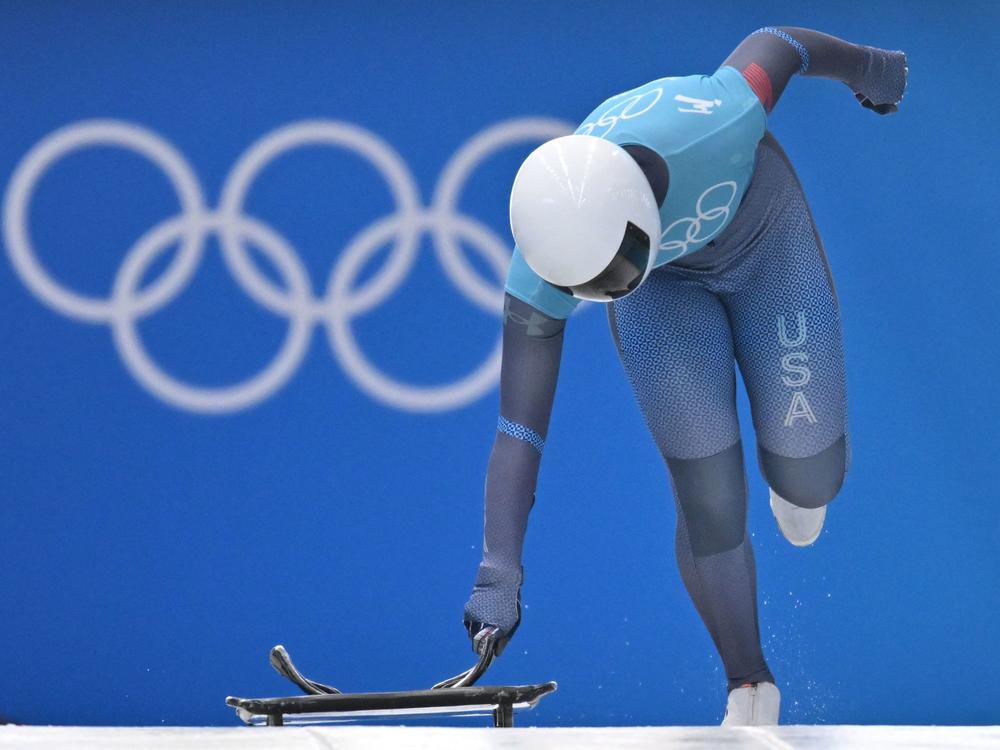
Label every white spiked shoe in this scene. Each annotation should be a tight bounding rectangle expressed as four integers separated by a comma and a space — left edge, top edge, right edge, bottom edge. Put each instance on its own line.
721, 681, 781, 726
769, 488, 826, 547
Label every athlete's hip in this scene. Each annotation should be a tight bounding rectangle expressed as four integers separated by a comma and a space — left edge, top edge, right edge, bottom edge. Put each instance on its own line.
667, 131, 806, 277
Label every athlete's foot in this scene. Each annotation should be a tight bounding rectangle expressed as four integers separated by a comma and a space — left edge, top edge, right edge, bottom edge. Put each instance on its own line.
769, 488, 826, 547
721, 681, 780, 726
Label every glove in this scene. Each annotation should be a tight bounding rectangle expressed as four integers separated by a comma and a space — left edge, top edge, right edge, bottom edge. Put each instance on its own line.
462, 562, 523, 656
850, 47, 908, 115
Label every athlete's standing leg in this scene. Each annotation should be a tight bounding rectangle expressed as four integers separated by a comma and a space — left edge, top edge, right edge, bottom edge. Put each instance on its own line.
609, 270, 776, 699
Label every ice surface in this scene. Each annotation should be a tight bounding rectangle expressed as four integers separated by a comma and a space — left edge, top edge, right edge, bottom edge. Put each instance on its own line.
1, 725, 999, 749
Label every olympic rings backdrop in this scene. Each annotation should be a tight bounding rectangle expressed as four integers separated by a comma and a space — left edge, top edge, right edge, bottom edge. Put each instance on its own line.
2, 0, 998, 727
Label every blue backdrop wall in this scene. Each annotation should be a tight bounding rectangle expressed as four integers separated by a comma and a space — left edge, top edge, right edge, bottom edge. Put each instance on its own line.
1, 0, 997, 727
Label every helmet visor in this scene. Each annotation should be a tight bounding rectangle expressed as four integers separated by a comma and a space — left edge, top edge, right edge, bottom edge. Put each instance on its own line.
563, 222, 652, 302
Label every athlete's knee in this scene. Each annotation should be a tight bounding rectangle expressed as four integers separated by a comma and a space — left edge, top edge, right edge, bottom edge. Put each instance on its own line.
758, 435, 847, 510
666, 441, 748, 556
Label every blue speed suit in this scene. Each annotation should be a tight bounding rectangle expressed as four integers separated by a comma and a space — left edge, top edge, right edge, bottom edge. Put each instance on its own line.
465, 28, 907, 692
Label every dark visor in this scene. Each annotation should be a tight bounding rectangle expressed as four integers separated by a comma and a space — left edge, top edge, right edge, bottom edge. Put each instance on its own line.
561, 222, 652, 302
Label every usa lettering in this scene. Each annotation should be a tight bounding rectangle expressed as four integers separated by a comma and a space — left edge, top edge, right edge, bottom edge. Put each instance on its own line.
778, 311, 817, 427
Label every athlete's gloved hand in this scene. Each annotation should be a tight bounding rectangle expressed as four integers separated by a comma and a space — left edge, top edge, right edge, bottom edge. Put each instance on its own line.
850, 47, 908, 115
463, 562, 523, 656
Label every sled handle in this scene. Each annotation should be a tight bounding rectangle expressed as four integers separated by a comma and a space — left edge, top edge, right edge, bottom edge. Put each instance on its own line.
432, 627, 498, 689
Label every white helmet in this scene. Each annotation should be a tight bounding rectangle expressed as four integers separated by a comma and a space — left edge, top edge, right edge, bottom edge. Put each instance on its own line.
509, 134, 661, 302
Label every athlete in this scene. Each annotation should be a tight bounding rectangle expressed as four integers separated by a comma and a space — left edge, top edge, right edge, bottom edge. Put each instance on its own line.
463, 27, 907, 725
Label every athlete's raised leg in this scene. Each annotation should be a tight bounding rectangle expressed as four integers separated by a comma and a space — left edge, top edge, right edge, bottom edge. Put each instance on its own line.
720, 134, 848, 532
610, 269, 773, 690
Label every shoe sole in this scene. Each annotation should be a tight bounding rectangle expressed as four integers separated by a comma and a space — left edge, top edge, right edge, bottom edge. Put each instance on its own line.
769, 493, 826, 547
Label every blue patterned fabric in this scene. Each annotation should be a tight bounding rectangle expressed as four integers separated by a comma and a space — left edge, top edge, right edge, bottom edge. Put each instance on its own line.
497, 415, 545, 454
610, 270, 741, 460
611, 131, 847, 466
753, 27, 810, 73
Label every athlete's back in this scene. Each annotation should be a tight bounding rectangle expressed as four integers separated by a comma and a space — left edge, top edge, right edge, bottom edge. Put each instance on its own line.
508, 66, 766, 317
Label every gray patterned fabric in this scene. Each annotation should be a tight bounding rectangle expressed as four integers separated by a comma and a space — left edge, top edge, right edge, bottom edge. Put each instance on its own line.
463, 296, 564, 644
853, 46, 908, 113
464, 561, 524, 643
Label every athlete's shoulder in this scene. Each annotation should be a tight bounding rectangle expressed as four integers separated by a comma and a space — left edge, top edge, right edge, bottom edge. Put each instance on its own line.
575, 75, 690, 139
575, 67, 764, 146
504, 248, 580, 321
708, 65, 767, 115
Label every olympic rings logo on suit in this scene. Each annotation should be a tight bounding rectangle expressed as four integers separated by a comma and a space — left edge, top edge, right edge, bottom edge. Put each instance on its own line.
3, 117, 573, 414
574, 87, 738, 264
576, 87, 663, 140
658, 180, 739, 262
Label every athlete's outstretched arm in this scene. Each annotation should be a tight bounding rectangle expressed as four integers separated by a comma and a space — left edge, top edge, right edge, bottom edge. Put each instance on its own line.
463, 294, 565, 652
723, 27, 908, 114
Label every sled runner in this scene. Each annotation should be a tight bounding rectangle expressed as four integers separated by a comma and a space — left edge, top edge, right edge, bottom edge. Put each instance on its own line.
226, 631, 557, 728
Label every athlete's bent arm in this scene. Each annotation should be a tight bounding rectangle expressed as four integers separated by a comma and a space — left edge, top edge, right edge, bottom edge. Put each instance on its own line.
723, 27, 907, 114
463, 294, 565, 652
